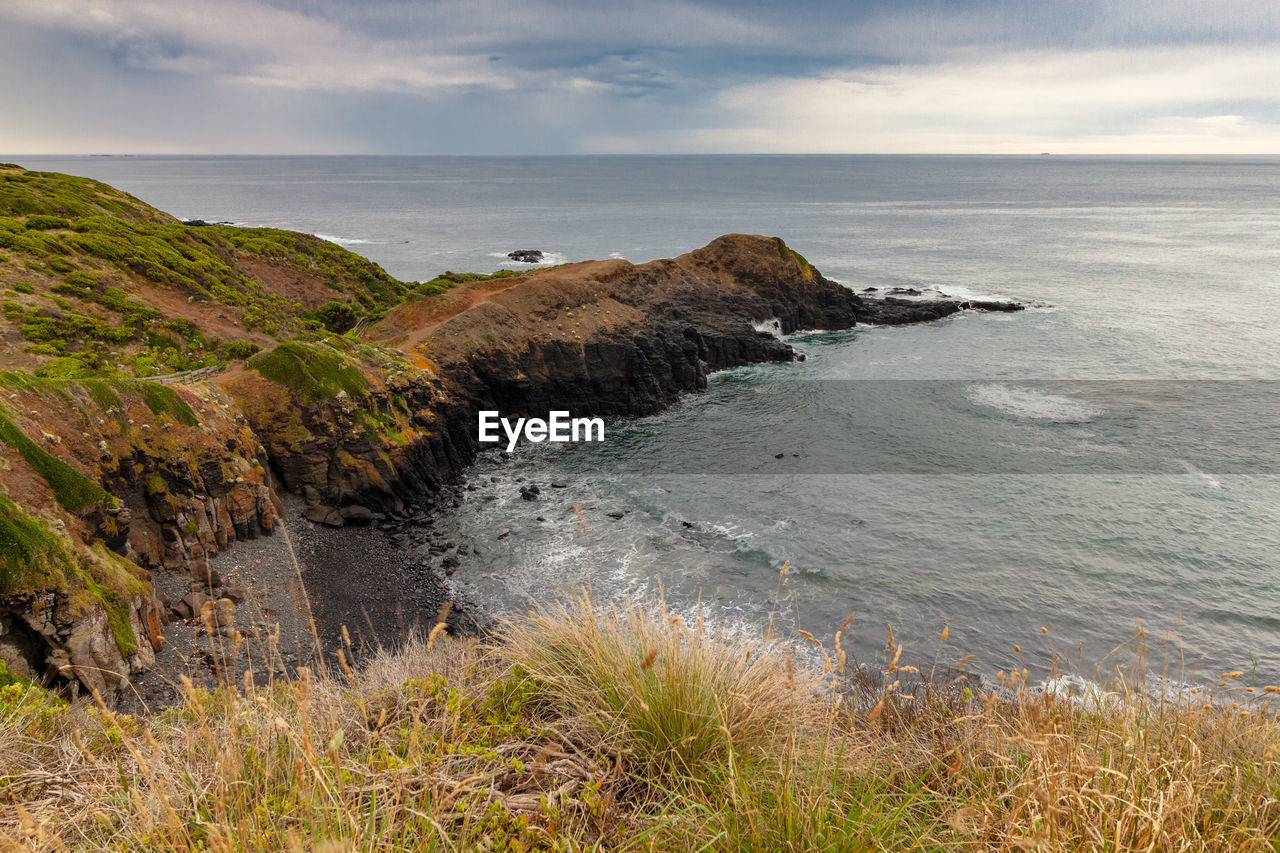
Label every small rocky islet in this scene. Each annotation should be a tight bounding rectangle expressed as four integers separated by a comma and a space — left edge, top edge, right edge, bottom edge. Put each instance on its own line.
0, 165, 1021, 706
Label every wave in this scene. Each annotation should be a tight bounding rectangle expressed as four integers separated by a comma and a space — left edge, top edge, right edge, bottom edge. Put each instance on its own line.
752, 318, 784, 339
1039, 672, 1217, 711
966, 383, 1103, 423
1179, 459, 1223, 489
313, 233, 387, 246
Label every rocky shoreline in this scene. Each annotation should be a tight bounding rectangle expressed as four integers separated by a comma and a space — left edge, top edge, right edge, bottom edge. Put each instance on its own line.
3, 229, 1021, 707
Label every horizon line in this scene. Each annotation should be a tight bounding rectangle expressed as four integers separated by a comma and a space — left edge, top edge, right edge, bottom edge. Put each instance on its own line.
8, 151, 1280, 159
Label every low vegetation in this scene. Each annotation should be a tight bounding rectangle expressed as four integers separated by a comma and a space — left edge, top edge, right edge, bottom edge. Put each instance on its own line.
0, 409, 115, 513
248, 339, 371, 403
1, 592, 1276, 851
0, 165, 489, 379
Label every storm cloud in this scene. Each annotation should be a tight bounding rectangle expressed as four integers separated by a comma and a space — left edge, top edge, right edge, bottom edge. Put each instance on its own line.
1, 0, 1278, 153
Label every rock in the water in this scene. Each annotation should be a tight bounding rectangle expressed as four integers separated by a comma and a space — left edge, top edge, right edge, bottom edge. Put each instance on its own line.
962, 299, 1023, 313
520, 484, 541, 501
507, 249, 544, 263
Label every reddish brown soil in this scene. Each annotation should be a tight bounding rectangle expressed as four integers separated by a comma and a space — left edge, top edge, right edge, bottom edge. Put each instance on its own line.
235, 255, 348, 311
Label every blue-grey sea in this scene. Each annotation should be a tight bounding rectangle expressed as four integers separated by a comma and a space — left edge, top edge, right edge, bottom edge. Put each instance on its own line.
18, 154, 1280, 687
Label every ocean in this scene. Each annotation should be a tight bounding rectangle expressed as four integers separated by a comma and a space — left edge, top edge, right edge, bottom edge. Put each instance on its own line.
18, 154, 1280, 688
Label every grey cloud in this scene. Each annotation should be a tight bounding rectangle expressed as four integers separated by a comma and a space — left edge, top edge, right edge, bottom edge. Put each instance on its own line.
1, 0, 1278, 154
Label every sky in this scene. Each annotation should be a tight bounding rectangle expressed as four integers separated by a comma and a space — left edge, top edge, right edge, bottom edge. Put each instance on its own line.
2, 0, 1279, 155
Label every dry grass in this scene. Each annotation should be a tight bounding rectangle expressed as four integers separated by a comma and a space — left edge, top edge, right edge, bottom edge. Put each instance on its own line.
2, 593, 1278, 851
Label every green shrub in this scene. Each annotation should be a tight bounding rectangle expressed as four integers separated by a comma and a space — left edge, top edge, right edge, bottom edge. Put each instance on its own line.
63, 270, 98, 290
314, 300, 358, 333
48, 257, 75, 273
24, 215, 70, 231
221, 340, 261, 361
33, 357, 91, 380
13, 281, 34, 294
3, 301, 22, 321
18, 317, 59, 341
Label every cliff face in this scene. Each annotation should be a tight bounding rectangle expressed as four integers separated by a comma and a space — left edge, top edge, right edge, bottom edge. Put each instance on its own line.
0, 170, 1024, 705
0, 377, 278, 698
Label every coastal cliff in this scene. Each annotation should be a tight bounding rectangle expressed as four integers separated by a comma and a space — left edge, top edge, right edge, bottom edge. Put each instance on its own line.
0, 167, 1020, 703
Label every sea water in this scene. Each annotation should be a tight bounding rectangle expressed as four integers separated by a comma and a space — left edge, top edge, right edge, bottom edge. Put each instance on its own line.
19, 154, 1280, 686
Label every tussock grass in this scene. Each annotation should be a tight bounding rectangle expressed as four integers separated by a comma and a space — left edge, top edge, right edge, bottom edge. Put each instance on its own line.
2, 593, 1278, 851
501, 596, 817, 779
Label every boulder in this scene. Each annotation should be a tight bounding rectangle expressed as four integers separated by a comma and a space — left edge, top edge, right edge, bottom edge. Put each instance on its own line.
507, 249, 544, 263
180, 592, 209, 619
304, 504, 344, 527
190, 559, 222, 589
338, 505, 376, 525
222, 586, 249, 604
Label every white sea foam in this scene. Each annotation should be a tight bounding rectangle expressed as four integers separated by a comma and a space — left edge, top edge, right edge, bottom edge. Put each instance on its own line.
752, 317, 784, 339
966, 384, 1103, 423
1040, 674, 1122, 712
1179, 460, 1223, 489
1040, 672, 1214, 711
314, 233, 385, 246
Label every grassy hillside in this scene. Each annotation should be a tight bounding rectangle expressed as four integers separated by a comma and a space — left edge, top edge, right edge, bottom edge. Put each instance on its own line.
0, 164, 459, 378
1, 595, 1277, 851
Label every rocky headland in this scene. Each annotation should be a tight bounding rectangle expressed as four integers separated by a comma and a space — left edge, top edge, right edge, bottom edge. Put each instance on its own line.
0, 165, 1021, 705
